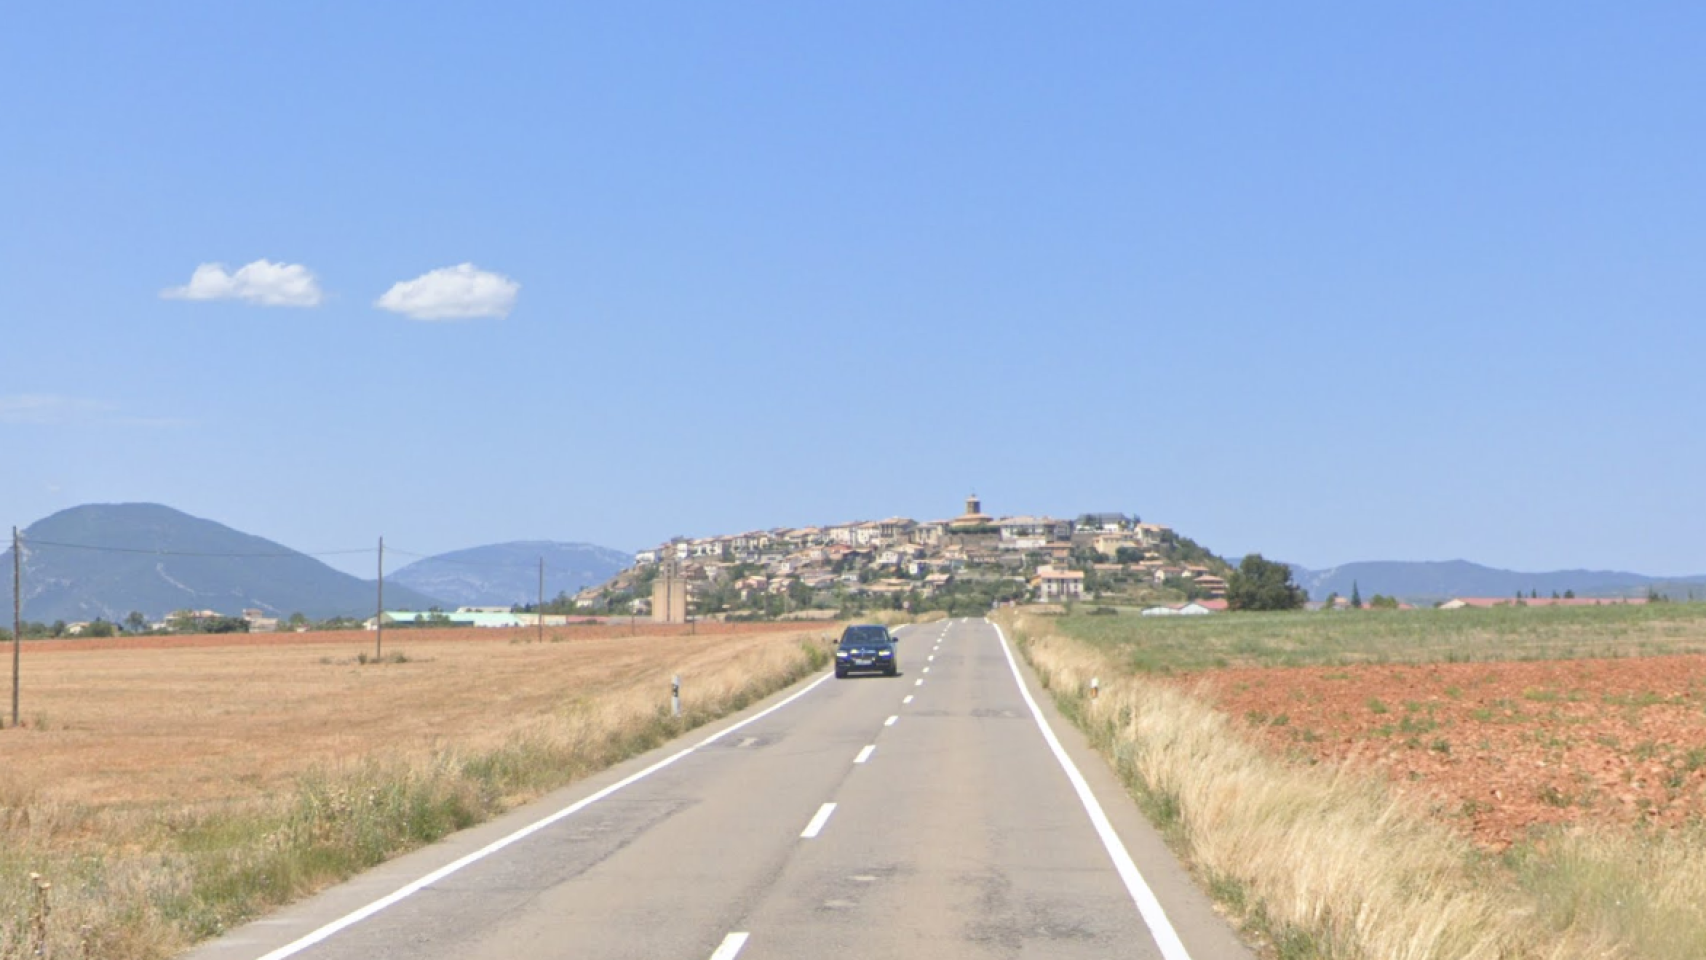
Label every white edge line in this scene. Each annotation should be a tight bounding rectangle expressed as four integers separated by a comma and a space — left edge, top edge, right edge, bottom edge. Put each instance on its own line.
992, 621, 1194, 960
854, 744, 876, 764
255, 672, 836, 960
801, 802, 837, 838
884, 715, 898, 726
709, 931, 750, 960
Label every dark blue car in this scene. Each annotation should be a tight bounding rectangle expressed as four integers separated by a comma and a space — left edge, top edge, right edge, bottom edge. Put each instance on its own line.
835, 624, 898, 678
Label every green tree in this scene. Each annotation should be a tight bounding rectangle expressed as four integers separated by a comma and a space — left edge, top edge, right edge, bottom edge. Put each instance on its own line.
1322, 591, 1339, 611
124, 611, 149, 634
1350, 581, 1363, 609
1225, 554, 1307, 611
1369, 594, 1399, 610
1563, 589, 1576, 599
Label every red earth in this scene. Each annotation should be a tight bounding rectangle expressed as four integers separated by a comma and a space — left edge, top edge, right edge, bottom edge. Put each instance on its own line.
1181, 655, 1706, 848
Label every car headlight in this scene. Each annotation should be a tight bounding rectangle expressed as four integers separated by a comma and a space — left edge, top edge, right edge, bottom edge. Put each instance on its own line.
879, 649, 893, 657
836, 651, 849, 658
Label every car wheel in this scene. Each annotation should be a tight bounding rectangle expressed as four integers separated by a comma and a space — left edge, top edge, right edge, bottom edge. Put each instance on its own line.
835, 668, 847, 679
885, 665, 898, 677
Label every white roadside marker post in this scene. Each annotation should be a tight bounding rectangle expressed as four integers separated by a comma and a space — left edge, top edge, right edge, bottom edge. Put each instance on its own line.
672, 675, 682, 718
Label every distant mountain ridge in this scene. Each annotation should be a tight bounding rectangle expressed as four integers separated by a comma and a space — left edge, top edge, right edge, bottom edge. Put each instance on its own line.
388, 541, 632, 608
1, 503, 445, 622
1287, 559, 1706, 603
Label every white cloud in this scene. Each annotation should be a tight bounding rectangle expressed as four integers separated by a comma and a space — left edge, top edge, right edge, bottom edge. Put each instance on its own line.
375, 263, 519, 321
162, 259, 324, 307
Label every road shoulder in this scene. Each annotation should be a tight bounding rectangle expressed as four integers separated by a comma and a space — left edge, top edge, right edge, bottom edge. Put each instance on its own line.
1000, 625, 1260, 960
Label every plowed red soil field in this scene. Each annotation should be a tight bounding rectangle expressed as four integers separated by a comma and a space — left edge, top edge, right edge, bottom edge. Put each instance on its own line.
1185, 655, 1706, 848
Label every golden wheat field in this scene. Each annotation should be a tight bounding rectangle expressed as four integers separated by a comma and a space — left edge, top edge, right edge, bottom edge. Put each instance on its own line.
0, 624, 836, 959
1, 624, 829, 811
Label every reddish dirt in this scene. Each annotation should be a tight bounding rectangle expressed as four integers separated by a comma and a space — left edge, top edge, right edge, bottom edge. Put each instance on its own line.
1181, 656, 1706, 849
13, 619, 817, 654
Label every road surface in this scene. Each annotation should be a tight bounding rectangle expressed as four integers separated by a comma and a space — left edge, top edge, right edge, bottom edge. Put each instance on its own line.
185, 618, 1255, 960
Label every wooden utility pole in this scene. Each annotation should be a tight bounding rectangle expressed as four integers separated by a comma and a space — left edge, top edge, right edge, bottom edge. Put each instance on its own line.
538, 556, 545, 644
375, 536, 384, 660
12, 527, 20, 729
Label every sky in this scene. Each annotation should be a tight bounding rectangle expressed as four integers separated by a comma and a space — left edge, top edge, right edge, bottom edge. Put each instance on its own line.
2, 3, 1703, 577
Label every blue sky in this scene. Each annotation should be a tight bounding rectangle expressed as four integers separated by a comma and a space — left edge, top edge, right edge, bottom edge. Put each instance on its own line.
3, 3, 1702, 576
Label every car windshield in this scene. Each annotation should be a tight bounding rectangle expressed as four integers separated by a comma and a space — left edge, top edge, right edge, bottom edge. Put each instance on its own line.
840, 627, 889, 646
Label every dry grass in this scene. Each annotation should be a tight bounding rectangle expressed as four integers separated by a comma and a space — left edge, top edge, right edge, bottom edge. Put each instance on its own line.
0, 625, 832, 959
1003, 611, 1706, 960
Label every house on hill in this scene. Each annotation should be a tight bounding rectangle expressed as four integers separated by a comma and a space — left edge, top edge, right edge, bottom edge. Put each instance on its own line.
1032, 565, 1085, 602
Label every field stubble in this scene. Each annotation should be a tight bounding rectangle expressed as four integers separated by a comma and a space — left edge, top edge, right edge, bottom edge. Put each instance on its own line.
0, 623, 834, 960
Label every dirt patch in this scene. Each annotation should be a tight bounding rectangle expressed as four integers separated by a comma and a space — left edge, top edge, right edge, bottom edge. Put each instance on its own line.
1181, 656, 1706, 849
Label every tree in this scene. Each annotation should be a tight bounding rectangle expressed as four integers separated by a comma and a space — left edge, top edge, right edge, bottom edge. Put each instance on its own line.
1563, 589, 1576, 600
1350, 581, 1363, 609
1369, 594, 1399, 610
1225, 554, 1307, 611
1322, 591, 1340, 611
124, 611, 149, 634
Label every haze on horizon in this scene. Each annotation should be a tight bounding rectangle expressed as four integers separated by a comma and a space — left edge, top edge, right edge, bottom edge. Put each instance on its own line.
3, 4, 1702, 579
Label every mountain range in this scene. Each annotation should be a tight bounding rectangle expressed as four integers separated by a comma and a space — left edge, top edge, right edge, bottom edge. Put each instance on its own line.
387, 541, 632, 608
1286, 560, 1706, 604
0, 503, 445, 622
0, 503, 630, 624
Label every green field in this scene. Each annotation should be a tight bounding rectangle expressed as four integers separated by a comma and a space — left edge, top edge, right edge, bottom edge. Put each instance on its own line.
1053, 602, 1706, 673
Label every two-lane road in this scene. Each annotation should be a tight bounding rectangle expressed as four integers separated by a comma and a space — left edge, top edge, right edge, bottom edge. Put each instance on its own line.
187, 619, 1255, 960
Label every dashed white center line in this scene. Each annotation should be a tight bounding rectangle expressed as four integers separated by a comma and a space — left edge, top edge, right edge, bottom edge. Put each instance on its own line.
884, 715, 898, 726
903, 695, 914, 704
709, 931, 750, 960
914, 679, 924, 687
854, 744, 876, 764
801, 803, 837, 839
922, 666, 930, 674
928, 654, 935, 662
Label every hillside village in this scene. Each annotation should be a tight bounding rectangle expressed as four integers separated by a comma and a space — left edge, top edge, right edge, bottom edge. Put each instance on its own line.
573, 496, 1235, 621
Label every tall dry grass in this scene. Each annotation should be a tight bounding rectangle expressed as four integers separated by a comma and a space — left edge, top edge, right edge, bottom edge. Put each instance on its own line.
1004, 612, 1706, 960
0, 632, 830, 960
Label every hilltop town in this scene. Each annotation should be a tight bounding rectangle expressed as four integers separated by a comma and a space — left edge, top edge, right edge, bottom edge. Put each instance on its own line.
572, 496, 1235, 621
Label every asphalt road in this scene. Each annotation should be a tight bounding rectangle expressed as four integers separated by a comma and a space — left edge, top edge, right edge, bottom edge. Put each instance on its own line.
185, 619, 1256, 960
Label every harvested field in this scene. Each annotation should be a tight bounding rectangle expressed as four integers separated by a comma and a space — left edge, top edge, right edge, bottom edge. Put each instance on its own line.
2, 623, 831, 810
15, 619, 802, 655
1188, 655, 1706, 848
0, 623, 837, 959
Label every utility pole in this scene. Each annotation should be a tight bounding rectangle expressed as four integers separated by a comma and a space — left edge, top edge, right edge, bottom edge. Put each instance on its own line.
376, 536, 384, 660
538, 556, 545, 644
12, 527, 20, 729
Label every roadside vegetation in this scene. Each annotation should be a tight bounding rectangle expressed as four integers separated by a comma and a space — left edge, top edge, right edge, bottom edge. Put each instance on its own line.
1005, 607, 1706, 959
0, 629, 832, 960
